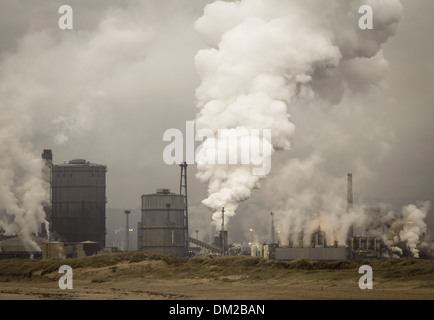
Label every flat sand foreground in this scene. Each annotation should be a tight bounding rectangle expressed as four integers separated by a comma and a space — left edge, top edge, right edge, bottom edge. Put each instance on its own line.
0, 253, 433, 300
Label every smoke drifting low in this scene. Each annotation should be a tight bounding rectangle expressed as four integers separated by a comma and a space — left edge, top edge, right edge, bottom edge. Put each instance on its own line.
0, 0, 431, 258
193, 0, 404, 229
390, 202, 431, 258
0, 140, 49, 251
263, 153, 432, 258
264, 154, 354, 246
0, 3, 162, 251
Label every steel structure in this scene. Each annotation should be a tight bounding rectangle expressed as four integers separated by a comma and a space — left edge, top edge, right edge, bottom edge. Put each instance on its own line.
137, 189, 187, 257
51, 159, 107, 249
179, 162, 189, 253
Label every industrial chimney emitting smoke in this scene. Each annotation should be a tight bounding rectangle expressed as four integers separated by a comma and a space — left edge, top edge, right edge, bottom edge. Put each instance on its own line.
42, 149, 53, 164
41, 149, 52, 241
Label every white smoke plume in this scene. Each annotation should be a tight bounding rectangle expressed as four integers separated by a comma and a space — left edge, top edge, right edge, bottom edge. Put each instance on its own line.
263, 154, 364, 246
0, 5, 154, 252
361, 201, 431, 258
194, 0, 403, 228
389, 246, 403, 258
52, 91, 108, 145
391, 201, 430, 258
264, 154, 431, 257
0, 138, 49, 251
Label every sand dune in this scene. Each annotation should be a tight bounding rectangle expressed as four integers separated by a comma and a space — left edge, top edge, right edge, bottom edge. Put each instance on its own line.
0, 253, 433, 300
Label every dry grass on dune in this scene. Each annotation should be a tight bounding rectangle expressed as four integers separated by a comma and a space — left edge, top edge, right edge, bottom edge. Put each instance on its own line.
0, 253, 433, 300
0, 252, 433, 283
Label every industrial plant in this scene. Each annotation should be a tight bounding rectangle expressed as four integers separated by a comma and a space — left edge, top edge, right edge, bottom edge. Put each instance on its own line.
1, 150, 107, 259
0, 150, 431, 261
272, 173, 381, 261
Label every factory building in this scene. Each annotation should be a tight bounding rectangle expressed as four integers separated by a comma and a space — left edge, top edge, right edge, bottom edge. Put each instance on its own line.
273, 173, 383, 261
0, 235, 45, 259
276, 247, 351, 261
348, 207, 385, 259
212, 230, 228, 254
137, 189, 187, 258
0, 150, 107, 259
50, 158, 107, 250
274, 225, 352, 261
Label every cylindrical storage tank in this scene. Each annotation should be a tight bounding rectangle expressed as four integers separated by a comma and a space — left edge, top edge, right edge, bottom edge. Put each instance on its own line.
51, 159, 107, 250
263, 245, 269, 259
138, 189, 186, 258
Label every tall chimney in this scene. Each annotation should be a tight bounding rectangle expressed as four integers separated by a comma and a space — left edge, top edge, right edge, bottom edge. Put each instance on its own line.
347, 173, 354, 247
41, 149, 53, 241
221, 207, 225, 256
42, 149, 53, 166
347, 173, 353, 212
269, 212, 276, 244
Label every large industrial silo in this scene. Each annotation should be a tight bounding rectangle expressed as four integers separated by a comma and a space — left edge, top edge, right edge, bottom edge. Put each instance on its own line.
51, 159, 107, 249
137, 189, 187, 257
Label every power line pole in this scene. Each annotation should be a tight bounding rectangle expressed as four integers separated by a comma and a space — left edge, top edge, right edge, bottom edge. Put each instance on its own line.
124, 210, 130, 251
180, 162, 189, 255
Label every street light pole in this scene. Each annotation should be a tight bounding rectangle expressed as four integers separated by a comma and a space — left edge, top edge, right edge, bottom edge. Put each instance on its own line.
125, 210, 130, 252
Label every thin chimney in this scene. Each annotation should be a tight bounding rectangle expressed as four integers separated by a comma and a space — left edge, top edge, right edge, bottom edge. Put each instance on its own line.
347, 173, 353, 213
270, 212, 276, 244
347, 173, 354, 247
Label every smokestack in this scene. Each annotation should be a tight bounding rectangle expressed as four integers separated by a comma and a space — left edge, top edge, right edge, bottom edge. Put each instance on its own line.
221, 207, 225, 256
41, 149, 52, 241
42, 149, 53, 165
347, 173, 354, 246
347, 173, 353, 213
221, 207, 225, 233
269, 212, 276, 244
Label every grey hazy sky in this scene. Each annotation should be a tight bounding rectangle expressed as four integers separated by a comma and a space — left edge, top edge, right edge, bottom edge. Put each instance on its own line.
0, 0, 433, 246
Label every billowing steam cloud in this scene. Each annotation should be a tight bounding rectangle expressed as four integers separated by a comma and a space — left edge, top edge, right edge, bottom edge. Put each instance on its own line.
357, 201, 432, 258
0, 5, 153, 251
389, 202, 431, 258
0, 140, 49, 252
264, 154, 359, 246
264, 154, 432, 257
194, 0, 403, 228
